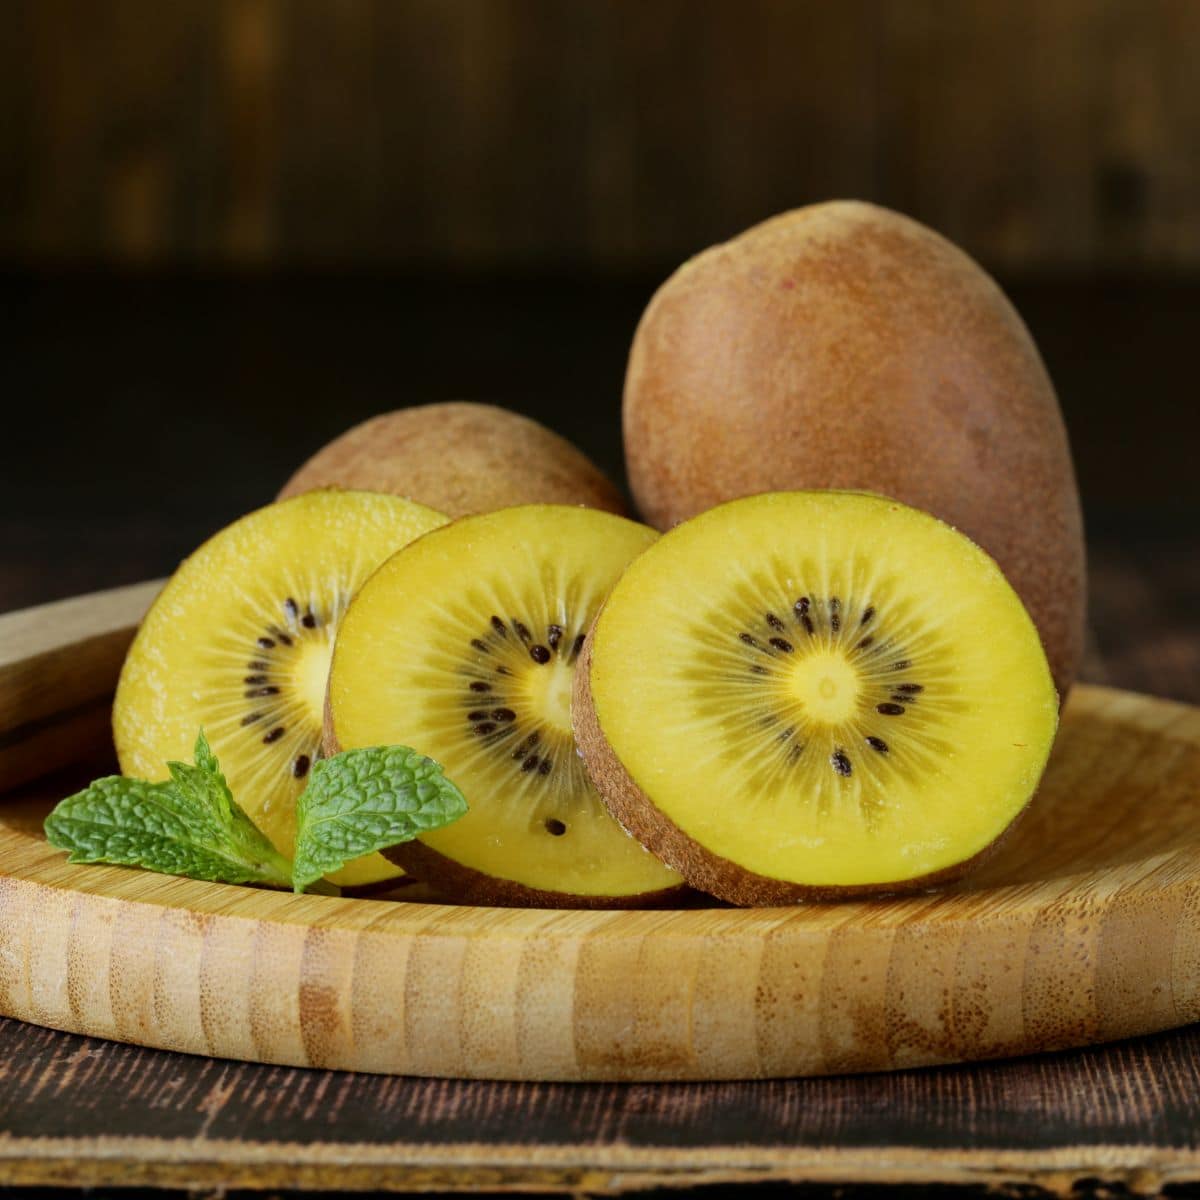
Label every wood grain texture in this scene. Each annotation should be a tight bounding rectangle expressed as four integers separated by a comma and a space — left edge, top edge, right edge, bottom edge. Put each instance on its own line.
0, 1016, 1197, 1193
0, 580, 158, 792
1, 683, 1199, 1081
3, 1, 1200, 270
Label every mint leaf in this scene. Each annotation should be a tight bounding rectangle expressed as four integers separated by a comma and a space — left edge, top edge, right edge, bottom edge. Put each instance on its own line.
164, 731, 288, 878
169, 729, 234, 824
292, 746, 467, 892
45, 738, 293, 889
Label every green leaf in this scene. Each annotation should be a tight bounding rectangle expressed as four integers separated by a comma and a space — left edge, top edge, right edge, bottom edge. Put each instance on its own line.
292, 746, 468, 893
168, 728, 234, 824
44, 737, 294, 889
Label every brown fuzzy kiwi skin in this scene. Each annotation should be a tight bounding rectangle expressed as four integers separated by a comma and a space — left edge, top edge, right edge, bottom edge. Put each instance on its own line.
623, 200, 1086, 701
571, 621, 1024, 908
321, 671, 689, 911
280, 402, 627, 519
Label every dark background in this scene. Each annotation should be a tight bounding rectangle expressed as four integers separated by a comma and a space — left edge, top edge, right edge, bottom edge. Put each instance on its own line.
3, 6, 1200, 1194
3, 0, 1199, 699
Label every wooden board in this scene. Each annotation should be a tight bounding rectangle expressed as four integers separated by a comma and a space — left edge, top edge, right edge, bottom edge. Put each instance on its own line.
1, 1017, 1199, 1194
1, 584, 1199, 1081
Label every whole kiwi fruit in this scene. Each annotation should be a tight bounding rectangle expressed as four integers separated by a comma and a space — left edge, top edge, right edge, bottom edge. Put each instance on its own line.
623, 201, 1086, 699
280, 402, 627, 518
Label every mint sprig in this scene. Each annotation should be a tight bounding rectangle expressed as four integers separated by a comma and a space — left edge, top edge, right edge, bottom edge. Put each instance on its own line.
292, 746, 468, 893
44, 732, 467, 895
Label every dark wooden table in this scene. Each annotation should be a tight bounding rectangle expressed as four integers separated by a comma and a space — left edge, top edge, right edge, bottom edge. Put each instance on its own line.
3, 273, 1199, 1196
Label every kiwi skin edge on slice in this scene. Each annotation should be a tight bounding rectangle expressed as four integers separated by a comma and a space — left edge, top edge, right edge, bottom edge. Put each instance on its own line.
573, 491, 1060, 907
322, 504, 687, 909
575, 635, 1014, 907
324, 695, 686, 910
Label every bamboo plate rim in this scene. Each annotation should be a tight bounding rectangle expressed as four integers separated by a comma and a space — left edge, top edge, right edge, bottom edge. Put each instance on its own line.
2, 682, 1194, 938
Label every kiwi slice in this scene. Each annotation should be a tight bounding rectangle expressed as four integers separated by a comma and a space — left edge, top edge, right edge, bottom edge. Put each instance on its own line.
113, 490, 448, 888
573, 491, 1059, 905
324, 505, 684, 907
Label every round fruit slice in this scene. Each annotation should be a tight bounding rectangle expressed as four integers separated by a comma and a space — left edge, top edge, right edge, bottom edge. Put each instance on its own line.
573, 491, 1059, 904
113, 490, 448, 888
325, 505, 684, 907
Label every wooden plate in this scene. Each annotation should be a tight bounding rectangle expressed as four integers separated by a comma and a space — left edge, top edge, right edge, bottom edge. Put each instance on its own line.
0, 584, 1197, 1081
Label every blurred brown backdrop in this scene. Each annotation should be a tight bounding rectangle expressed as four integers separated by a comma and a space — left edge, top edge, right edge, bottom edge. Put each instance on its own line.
3, 0, 1200, 700
4, 0, 1200, 273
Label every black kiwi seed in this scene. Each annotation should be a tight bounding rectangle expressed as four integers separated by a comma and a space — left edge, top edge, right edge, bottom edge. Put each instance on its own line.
794, 598, 815, 635
860, 606, 876, 627
769, 636, 793, 653
547, 624, 563, 649
467, 710, 490, 721
857, 636, 874, 650
257, 636, 275, 649
890, 694, 912, 705
471, 638, 489, 653
829, 598, 842, 632
538, 759, 552, 776
544, 818, 566, 836
293, 754, 311, 778
739, 632, 761, 649
749, 664, 769, 675
830, 748, 852, 776
876, 702, 905, 716
529, 644, 551, 664
469, 681, 491, 692
244, 674, 268, 684
245, 685, 280, 697
273, 629, 294, 647
247, 660, 269, 671
893, 659, 912, 671
241, 712, 262, 726
490, 615, 508, 637
866, 736, 889, 753
521, 754, 540, 772
301, 611, 318, 629
895, 683, 925, 694
284, 598, 299, 619
766, 612, 785, 631
492, 707, 516, 722
571, 633, 587, 659
474, 721, 497, 735
511, 733, 539, 760
263, 726, 285, 744
513, 620, 532, 643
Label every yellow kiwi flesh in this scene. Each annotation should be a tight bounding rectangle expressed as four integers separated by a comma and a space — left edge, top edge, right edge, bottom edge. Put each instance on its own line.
575, 491, 1059, 903
623, 201, 1085, 701
325, 505, 683, 905
113, 490, 448, 888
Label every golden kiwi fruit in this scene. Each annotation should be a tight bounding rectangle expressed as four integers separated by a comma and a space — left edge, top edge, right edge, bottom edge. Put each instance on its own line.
113, 489, 448, 889
280, 402, 627, 518
324, 504, 684, 907
573, 491, 1059, 906
623, 201, 1086, 700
